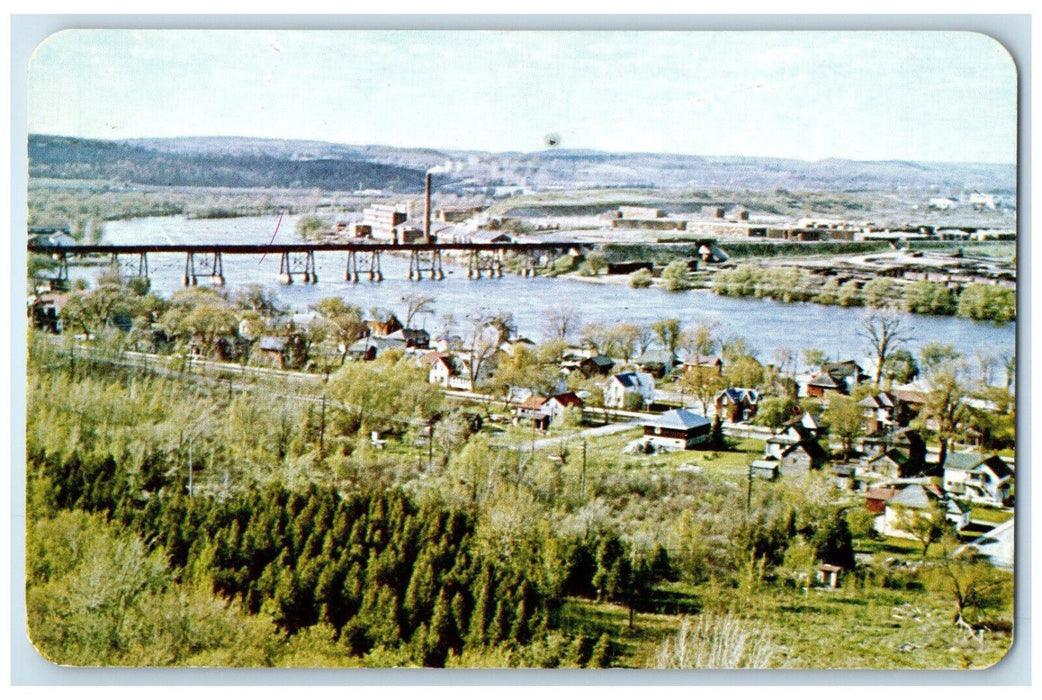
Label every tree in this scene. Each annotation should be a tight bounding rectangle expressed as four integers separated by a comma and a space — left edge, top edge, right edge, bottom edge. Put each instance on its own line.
400, 292, 435, 330
295, 215, 327, 241
859, 309, 911, 386
678, 366, 724, 415
584, 251, 608, 276
661, 260, 693, 292
934, 536, 1010, 627
680, 322, 718, 358
893, 498, 949, 559
860, 278, 895, 308
311, 297, 367, 365
810, 510, 855, 569
651, 318, 683, 360
837, 281, 862, 307
920, 365, 968, 468
542, 306, 580, 343
579, 322, 614, 356
754, 397, 798, 431
802, 348, 828, 373
634, 323, 656, 357
882, 348, 919, 385
609, 323, 641, 362
822, 394, 863, 456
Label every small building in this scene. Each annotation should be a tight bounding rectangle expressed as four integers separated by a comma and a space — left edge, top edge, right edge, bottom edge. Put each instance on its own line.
778, 440, 829, 475
605, 371, 656, 409
347, 335, 406, 361
384, 327, 430, 349
815, 564, 843, 588
806, 361, 867, 397
942, 452, 1014, 507
633, 349, 675, 378
546, 392, 584, 423
642, 409, 712, 451
682, 353, 723, 375
865, 486, 900, 514
580, 355, 615, 377
750, 458, 780, 480
714, 387, 760, 422
517, 394, 551, 430
256, 335, 288, 368
880, 483, 970, 537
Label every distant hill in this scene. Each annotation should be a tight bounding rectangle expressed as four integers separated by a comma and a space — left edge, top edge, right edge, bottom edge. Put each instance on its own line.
29, 134, 1016, 195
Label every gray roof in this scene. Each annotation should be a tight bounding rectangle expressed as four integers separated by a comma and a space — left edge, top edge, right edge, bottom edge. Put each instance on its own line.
258, 336, 286, 352
644, 409, 712, 431
613, 371, 642, 388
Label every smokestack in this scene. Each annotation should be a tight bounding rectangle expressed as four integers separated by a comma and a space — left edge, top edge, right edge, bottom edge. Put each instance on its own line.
424, 172, 432, 243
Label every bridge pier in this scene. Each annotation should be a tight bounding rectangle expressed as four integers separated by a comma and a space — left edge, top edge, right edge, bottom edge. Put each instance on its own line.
184, 251, 224, 287
467, 249, 503, 279
409, 249, 444, 280
346, 249, 383, 282
279, 250, 317, 285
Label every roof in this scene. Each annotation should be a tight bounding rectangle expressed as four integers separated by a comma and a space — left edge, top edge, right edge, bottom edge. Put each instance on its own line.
644, 409, 712, 432
823, 360, 865, 379
258, 336, 286, 352
808, 372, 842, 389
612, 371, 646, 388
582, 355, 615, 369
866, 486, 899, 502
870, 448, 911, 468
859, 392, 896, 409
888, 483, 944, 509
944, 452, 1013, 480
684, 353, 722, 367
519, 395, 549, 411
549, 392, 584, 408
782, 439, 828, 462
634, 349, 675, 366
717, 387, 760, 404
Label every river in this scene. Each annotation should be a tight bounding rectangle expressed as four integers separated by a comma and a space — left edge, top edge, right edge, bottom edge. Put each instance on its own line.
93, 215, 1015, 374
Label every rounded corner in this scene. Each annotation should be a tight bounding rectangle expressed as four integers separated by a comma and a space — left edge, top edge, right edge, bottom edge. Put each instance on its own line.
27, 28, 83, 73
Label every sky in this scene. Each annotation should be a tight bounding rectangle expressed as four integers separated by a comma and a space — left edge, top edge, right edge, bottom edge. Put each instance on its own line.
26, 29, 1018, 164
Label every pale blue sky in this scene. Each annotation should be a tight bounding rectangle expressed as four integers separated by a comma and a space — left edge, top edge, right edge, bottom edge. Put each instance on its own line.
27, 30, 1017, 163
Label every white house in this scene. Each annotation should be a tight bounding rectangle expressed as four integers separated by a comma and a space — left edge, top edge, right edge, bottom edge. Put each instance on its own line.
928, 197, 957, 211
605, 371, 656, 409
878, 483, 969, 539
942, 452, 1014, 507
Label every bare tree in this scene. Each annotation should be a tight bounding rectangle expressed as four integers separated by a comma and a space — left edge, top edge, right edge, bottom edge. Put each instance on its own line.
859, 309, 912, 386
634, 323, 656, 358
580, 322, 614, 356
651, 318, 683, 359
541, 305, 580, 343
400, 292, 435, 329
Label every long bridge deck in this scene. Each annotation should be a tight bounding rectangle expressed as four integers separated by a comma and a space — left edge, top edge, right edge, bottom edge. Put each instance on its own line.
28, 240, 587, 286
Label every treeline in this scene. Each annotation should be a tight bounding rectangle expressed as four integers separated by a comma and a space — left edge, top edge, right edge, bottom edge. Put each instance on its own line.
29, 135, 426, 192
712, 264, 1015, 322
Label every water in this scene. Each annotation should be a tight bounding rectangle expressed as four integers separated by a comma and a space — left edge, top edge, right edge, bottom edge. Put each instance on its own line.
93, 215, 1016, 371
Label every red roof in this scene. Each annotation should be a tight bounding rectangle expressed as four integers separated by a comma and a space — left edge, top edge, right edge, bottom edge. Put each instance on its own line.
549, 392, 583, 408
519, 395, 549, 410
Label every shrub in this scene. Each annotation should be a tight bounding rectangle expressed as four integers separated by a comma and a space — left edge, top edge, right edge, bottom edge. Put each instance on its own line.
628, 268, 653, 288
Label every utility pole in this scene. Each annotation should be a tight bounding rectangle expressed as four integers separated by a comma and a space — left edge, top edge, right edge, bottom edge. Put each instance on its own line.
746, 462, 753, 513
188, 436, 194, 498
581, 439, 587, 500
320, 394, 326, 455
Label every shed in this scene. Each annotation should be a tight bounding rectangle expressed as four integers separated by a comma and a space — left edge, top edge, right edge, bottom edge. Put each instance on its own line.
642, 409, 712, 451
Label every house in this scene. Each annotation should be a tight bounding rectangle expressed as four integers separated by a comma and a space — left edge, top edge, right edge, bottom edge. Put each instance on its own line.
942, 452, 1014, 507
633, 349, 676, 378
862, 449, 920, 479
545, 392, 584, 422
778, 440, 829, 475
580, 355, 615, 377
831, 463, 858, 490
865, 486, 900, 514
879, 483, 969, 538
365, 314, 404, 338
605, 371, 656, 409
642, 409, 712, 451
28, 292, 68, 333
805, 361, 868, 397
858, 427, 927, 469
714, 387, 760, 422
384, 327, 430, 349
682, 353, 723, 375
347, 335, 405, 361
859, 392, 896, 434
517, 394, 551, 430
256, 335, 288, 368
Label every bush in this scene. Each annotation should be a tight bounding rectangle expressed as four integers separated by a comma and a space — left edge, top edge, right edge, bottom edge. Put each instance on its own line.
661, 260, 693, 292
629, 268, 653, 288
622, 391, 646, 412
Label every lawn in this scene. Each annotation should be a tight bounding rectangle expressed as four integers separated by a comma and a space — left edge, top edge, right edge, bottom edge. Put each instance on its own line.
560, 576, 1014, 669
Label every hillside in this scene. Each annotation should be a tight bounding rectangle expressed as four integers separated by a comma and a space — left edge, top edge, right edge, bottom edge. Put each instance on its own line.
29, 134, 1016, 196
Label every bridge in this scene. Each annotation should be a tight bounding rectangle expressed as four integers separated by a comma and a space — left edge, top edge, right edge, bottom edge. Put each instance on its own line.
27, 240, 586, 287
